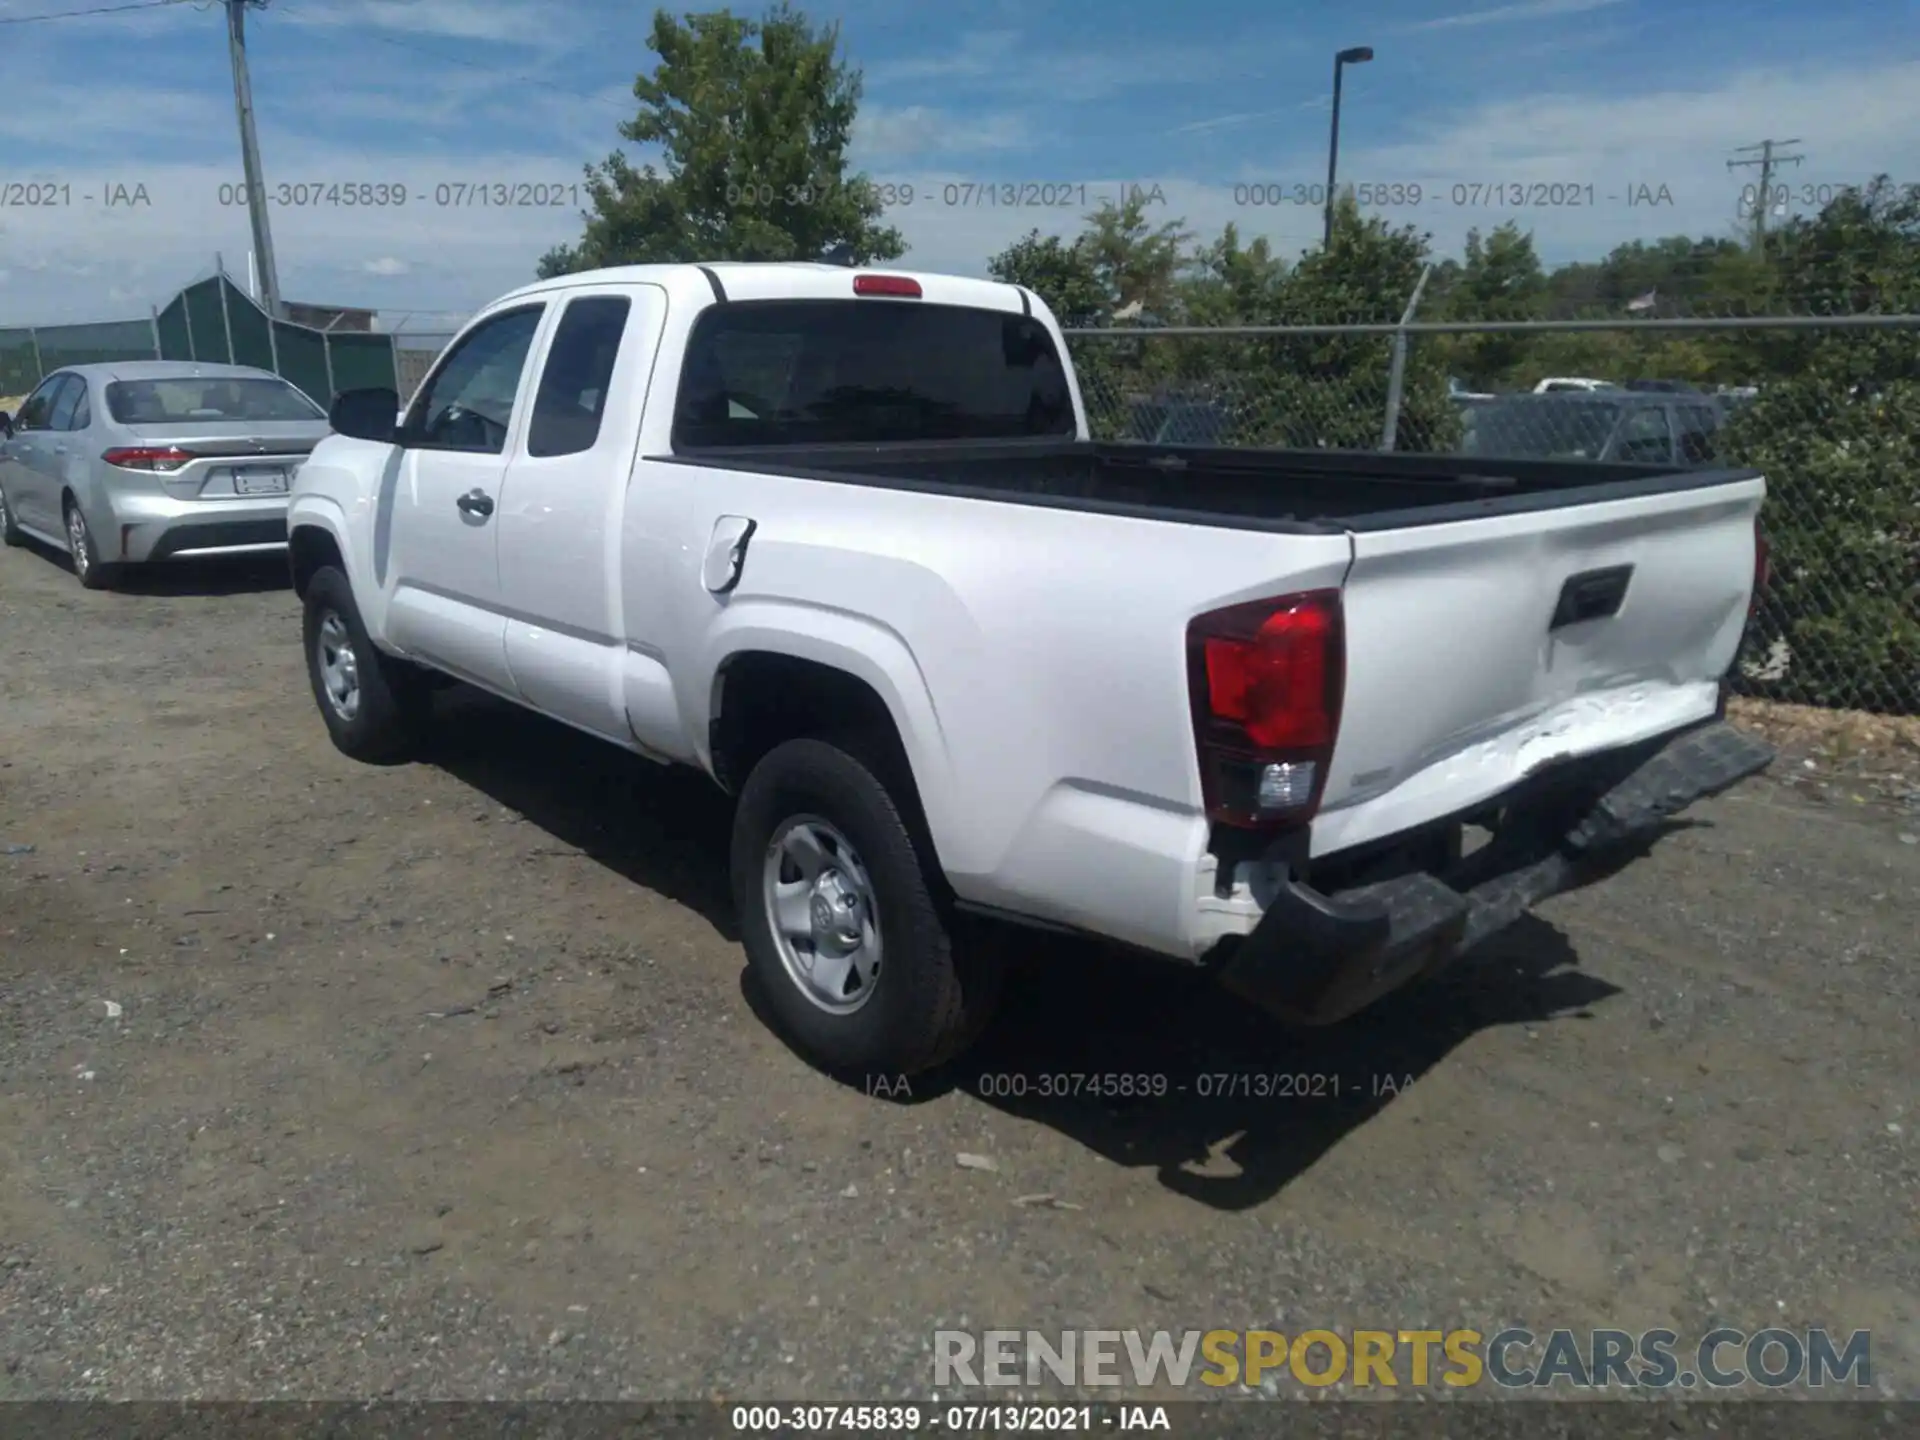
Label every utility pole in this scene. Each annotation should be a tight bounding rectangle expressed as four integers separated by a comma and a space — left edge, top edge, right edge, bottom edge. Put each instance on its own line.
226, 0, 283, 319
1727, 138, 1804, 251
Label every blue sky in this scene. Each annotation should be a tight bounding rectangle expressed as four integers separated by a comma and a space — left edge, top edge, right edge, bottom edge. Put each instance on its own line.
2, 0, 1917, 326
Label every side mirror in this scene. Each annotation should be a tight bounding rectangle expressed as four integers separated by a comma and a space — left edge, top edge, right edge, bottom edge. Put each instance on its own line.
329, 386, 401, 444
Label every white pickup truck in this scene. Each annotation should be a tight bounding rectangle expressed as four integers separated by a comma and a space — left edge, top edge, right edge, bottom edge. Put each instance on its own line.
288, 262, 1774, 1075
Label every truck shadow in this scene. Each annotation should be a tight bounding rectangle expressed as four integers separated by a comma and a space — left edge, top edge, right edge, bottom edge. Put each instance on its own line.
893, 916, 1621, 1211
422, 688, 741, 941
881, 833, 1681, 1209
425, 686, 1653, 1209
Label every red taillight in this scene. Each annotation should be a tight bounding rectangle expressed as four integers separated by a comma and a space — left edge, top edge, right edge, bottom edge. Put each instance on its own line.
852, 273, 922, 298
1188, 590, 1345, 829
103, 446, 193, 472
1750, 518, 1769, 619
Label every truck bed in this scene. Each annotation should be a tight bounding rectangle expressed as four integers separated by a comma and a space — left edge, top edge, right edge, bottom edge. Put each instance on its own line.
668, 437, 1758, 533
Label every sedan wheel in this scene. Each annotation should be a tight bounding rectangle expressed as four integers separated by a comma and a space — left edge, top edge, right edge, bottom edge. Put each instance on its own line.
67, 506, 91, 579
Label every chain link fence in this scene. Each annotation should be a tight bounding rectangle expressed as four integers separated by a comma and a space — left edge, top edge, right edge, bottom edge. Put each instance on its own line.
0, 259, 402, 410
1068, 310, 1920, 719
16, 279, 1903, 717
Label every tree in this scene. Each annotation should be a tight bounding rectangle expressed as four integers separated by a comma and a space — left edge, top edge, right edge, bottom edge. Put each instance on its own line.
537, 4, 903, 276
1444, 224, 1546, 388
1080, 195, 1193, 320
987, 230, 1107, 326
1181, 223, 1289, 327
1719, 177, 1920, 714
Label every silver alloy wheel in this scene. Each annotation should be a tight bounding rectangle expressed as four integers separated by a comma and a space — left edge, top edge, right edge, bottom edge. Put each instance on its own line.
315, 610, 362, 721
0, 488, 10, 532
66, 506, 90, 578
763, 814, 883, 1015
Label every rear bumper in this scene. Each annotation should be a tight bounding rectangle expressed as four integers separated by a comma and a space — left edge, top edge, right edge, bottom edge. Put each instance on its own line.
1217, 721, 1775, 1026
98, 491, 290, 563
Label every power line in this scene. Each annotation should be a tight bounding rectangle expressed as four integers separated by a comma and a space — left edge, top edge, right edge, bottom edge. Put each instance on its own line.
0, 0, 196, 25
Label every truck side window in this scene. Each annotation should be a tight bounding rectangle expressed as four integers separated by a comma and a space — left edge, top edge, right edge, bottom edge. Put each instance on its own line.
1676, 405, 1720, 465
1613, 406, 1673, 464
527, 296, 631, 459
409, 305, 544, 455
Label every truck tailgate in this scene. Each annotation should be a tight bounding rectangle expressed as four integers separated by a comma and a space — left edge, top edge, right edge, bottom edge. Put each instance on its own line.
1311, 473, 1766, 858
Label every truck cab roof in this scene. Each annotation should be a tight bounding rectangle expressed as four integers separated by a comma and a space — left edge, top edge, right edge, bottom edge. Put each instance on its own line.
487, 262, 1034, 315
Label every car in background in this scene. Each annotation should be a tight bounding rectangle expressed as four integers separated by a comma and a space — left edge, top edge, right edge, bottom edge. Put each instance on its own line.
1459, 391, 1728, 468
1532, 376, 1620, 394
1625, 378, 1705, 394
0, 361, 330, 590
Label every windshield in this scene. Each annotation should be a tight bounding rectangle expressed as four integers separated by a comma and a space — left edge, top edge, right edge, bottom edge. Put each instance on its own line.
106, 377, 325, 424
1461, 399, 1622, 459
673, 300, 1075, 447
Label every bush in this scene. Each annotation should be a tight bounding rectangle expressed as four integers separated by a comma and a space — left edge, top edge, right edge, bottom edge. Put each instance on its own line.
1720, 373, 1920, 714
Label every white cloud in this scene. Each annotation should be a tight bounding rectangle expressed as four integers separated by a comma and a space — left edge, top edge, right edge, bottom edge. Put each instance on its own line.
865, 26, 1301, 103
1403, 0, 1631, 32
886, 58, 1920, 275
5, 58, 1917, 327
853, 105, 1031, 158
863, 30, 1020, 85
278, 0, 567, 46
0, 74, 226, 155
1305, 60, 1920, 259
1169, 102, 1326, 137
0, 157, 586, 324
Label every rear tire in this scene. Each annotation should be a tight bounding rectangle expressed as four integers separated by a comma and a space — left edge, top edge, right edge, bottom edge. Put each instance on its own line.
731, 737, 1002, 1076
302, 565, 431, 763
64, 498, 116, 590
0, 485, 21, 548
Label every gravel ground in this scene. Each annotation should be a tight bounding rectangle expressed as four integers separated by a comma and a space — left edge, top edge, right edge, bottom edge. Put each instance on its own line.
0, 538, 1915, 1404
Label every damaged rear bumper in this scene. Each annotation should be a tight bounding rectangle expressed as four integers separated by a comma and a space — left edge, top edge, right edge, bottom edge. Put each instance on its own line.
1217, 721, 1776, 1026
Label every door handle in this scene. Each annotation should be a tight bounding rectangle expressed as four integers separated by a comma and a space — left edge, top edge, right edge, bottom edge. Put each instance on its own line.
456, 489, 494, 518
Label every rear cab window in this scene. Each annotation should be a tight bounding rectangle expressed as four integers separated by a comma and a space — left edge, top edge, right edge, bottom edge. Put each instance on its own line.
671, 300, 1074, 449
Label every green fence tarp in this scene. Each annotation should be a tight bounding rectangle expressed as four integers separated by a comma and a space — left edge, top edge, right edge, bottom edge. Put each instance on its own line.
5, 268, 403, 407
155, 296, 192, 362
223, 278, 276, 373
326, 331, 399, 396
34, 319, 158, 372
182, 276, 229, 364
0, 329, 38, 396
272, 320, 330, 409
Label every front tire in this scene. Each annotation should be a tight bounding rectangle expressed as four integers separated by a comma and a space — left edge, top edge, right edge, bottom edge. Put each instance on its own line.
64, 498, 115, 590
302, 565, 431, 763
731, 737, 1003, 1076
0, 485, 22, 548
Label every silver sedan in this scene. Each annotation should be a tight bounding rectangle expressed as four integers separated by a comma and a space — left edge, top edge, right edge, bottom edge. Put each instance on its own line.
0, 361, 331, 589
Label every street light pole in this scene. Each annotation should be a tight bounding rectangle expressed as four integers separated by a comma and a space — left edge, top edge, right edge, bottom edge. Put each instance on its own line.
1324, 45, 1374, 249
226, 0, 283, 320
